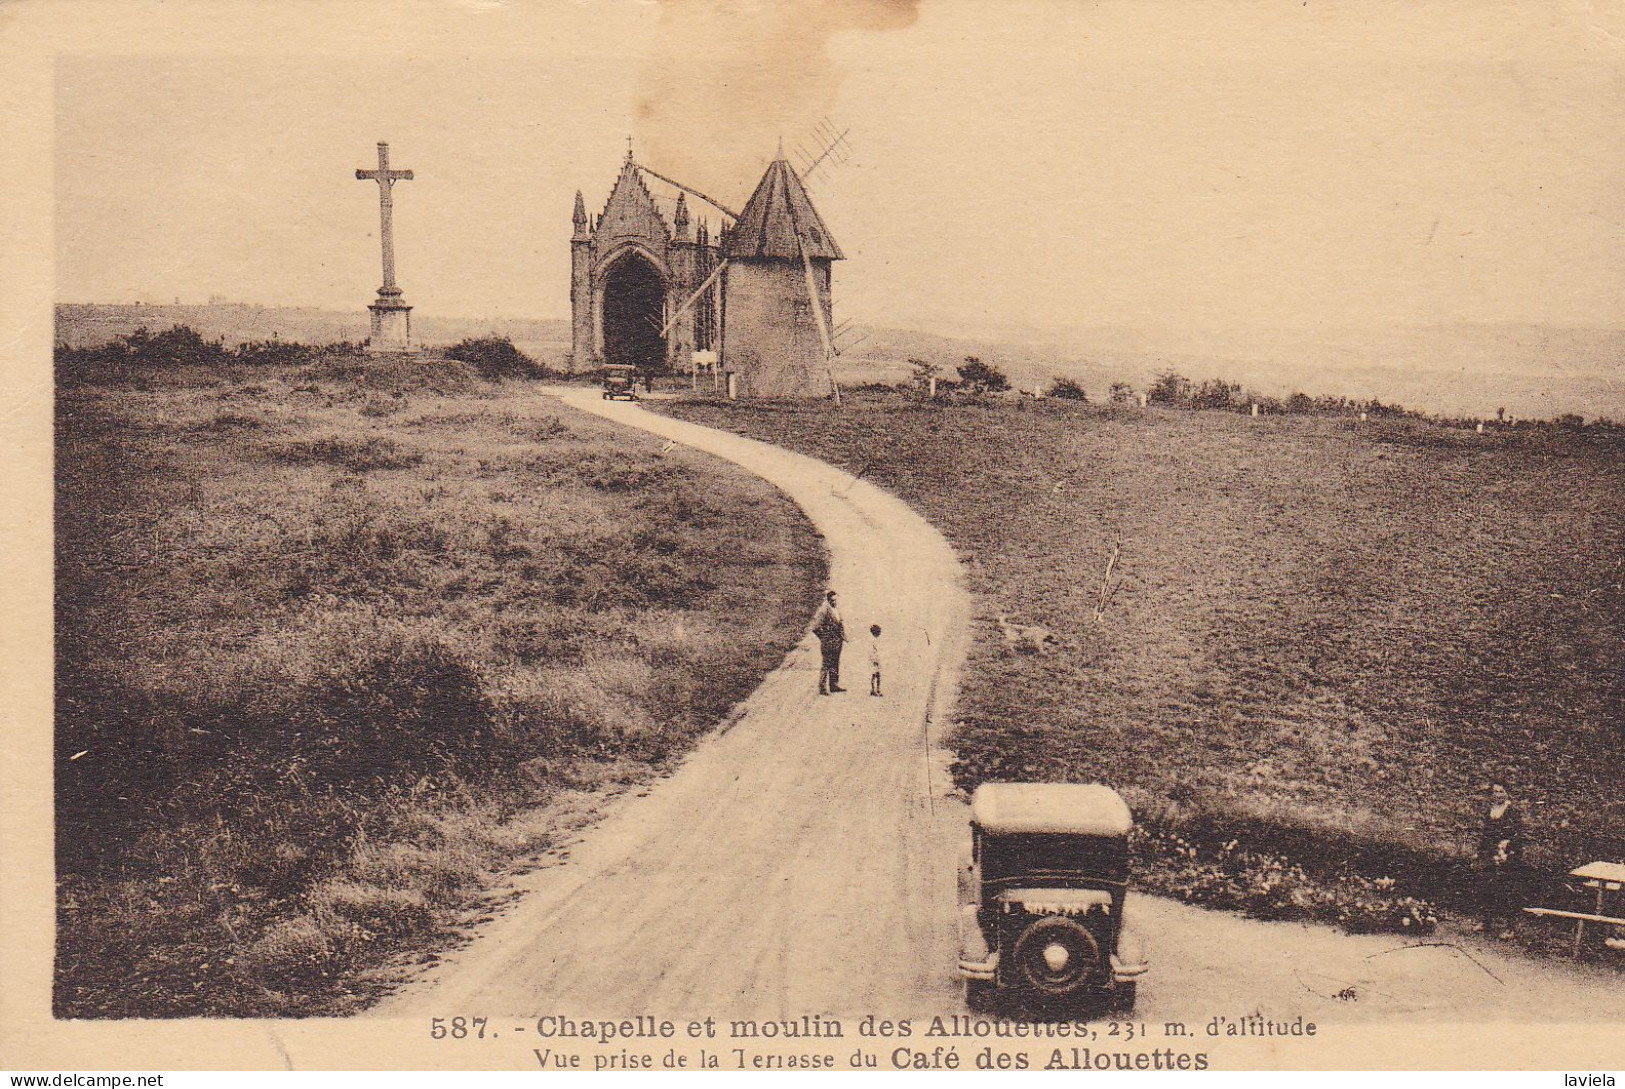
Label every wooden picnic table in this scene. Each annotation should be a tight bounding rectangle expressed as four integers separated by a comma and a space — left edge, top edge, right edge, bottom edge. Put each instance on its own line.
1524, 860, 1625, 956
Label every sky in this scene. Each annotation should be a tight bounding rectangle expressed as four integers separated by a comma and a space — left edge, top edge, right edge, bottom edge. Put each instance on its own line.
51, 0, 1625, 338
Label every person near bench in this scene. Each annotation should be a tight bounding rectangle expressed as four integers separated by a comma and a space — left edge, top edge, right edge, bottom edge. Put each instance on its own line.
1474, 779, 1527, 940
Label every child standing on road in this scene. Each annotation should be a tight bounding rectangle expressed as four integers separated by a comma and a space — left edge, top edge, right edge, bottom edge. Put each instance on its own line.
868, 624, 883, 697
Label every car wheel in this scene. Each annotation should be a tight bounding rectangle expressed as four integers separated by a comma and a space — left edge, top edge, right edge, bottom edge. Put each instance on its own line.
1010, 915, 1104, 1001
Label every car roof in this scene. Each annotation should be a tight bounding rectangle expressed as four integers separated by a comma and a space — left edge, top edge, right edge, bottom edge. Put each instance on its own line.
970, 783, 1132, 836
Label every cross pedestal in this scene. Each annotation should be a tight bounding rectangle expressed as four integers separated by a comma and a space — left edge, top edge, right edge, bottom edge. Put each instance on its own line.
368, 291, 414, 354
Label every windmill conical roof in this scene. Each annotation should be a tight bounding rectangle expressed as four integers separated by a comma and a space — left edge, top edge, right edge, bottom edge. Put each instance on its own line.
722, 158, 844, 261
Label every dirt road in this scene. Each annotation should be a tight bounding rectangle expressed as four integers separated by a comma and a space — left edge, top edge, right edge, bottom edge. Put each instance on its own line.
379, 387, 973, 1020
378, 389, 1625, 1029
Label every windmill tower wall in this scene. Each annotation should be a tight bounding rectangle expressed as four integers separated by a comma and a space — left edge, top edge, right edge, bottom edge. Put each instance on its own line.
722, 259, 833, 398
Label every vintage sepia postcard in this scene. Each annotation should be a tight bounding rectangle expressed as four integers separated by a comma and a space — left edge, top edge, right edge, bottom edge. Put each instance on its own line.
3, 0, 1623, 1076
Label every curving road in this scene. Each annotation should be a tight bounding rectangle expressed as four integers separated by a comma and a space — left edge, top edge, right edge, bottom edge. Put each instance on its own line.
377, 388, 1625, 1036
378, 387, 973, 1020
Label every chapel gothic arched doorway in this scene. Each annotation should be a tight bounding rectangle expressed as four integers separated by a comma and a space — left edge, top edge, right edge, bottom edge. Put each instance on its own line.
600, 252, 666, 371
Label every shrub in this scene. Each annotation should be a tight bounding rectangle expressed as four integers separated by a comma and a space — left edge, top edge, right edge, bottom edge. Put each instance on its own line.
1242, 390, 1284, 415
1134, 823, 1439, 936
1048, 377, 1089, 402
125, 325, 231, 368
908, 358, 942, 391
1285, 391, 1316, 415
1109, 381, 1136, 405
445, 336, 545, 380
297, 352, 482, 394
286, 632, 505, 788
957, 356, 1009, 394
55, 324, 230, 385
1147, 370, 1191, 406
236, 340, 315, 367
55, 341, 127, 386
1363, 397, 1410, 419
1191, 377, 1240, 410
54, 369, 825, 1016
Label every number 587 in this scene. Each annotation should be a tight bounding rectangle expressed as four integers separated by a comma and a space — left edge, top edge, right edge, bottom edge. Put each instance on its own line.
430, 1016, 487, 1039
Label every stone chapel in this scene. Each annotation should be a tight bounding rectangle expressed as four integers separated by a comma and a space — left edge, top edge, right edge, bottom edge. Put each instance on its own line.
569, 148, 843, 398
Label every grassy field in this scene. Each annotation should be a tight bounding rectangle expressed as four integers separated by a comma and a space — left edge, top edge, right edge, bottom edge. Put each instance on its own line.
661, 391, 1625, 930
55, 351, 823, 1016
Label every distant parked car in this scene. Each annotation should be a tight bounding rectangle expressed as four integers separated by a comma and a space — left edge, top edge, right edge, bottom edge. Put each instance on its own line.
602, 364, 640, 401
957, 783, 1148, 1012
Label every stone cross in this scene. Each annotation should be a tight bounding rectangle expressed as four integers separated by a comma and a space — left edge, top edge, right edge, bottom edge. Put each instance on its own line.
356, 142, 414, 295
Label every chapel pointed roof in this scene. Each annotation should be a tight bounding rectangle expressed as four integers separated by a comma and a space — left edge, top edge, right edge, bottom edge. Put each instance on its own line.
722, 157, 844, 261
595, 157, 671, 245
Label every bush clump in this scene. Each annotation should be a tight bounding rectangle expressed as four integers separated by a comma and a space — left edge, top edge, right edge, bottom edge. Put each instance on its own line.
237, 340, 317, 367
57, 325, 229, 385
1147, 370, 1192, 406
285, 635, 505, 788
1047, 377, 1089, 402
957, 356, 1009, 394
1134, 824, 1438, 936
444, 336, 546, 380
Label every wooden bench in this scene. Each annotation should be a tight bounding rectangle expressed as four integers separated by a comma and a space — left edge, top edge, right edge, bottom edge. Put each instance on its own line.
1522, 907, 1625, 956
1523, 861, 1625, 956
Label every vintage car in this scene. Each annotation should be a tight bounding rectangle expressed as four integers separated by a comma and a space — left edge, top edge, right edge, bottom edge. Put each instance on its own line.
957, 783, 1148, 1012
601, 364, 640, 400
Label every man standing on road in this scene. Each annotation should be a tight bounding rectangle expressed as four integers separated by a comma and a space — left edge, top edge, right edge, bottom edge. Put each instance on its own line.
813, 590, 847, 695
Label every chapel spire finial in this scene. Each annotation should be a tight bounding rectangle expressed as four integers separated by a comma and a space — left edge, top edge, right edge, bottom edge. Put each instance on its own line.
626, 134, 635, 161
673, 191, 691, 239
572, 189, 589, 240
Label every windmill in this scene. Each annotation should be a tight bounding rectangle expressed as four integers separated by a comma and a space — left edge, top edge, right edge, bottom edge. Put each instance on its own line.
630, 130, 852, 401
721, 132, 850, 401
